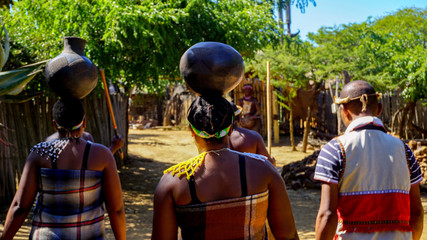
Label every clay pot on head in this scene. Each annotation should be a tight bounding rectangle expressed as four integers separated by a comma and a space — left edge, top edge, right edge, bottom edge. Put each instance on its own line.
45, 37, 98, 99
179, 42, 245, 96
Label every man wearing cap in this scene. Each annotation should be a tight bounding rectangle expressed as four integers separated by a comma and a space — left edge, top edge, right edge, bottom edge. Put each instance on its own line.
230, 103, 276, 166
314, 80, 424, 239
238, 83, 261, 133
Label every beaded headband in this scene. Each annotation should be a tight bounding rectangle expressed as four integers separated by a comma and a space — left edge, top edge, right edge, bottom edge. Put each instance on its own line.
242, 84, 253, 90
56, 115, 85, 131
334, 93, 382, 112
190, 116, 233, 139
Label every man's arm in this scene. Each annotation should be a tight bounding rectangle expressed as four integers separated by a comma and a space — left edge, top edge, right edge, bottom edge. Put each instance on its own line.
315, 183, 338, 240
109, 135, 124, 154
404, 144, 424, 239
254, 133, 275, 166
409, 184, 423, 240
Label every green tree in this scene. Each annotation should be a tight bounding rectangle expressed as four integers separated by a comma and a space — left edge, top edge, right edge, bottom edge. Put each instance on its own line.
0, 0, 284, 206
308, 7, 427, 138
247, 36, 316, 151
1, 0, 281, 93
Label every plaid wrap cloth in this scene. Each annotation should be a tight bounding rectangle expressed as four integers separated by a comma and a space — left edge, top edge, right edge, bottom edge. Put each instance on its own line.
29, 168, 105, 240
176, 190, 269, 240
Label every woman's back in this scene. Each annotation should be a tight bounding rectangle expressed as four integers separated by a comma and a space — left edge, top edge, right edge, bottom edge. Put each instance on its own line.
171, 150, 273, 239
1, 98, 125, 240
152, 94, 298, 240
30, 140, 107, 240
170, 150, 272, 205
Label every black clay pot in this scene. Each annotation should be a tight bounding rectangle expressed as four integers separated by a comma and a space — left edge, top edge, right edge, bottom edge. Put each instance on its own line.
179, 42, 245, 96
45, 37, 98, 99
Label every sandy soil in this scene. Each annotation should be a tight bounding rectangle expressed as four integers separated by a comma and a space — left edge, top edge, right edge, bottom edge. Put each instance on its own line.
2, 128, 427, 240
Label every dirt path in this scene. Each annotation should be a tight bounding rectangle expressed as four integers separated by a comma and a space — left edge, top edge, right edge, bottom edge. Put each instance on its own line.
2, 128, 427, 239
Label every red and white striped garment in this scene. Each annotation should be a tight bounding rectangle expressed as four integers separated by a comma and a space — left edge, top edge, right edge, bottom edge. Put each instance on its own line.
315, 116, 422, 240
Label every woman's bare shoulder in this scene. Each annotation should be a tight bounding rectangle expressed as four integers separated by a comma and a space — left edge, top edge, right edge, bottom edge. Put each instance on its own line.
86, 142, 115, 165
155, 172, 187, 198
89, 142, 111, 152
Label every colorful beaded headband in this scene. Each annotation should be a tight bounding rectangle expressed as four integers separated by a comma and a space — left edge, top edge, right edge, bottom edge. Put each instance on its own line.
242, 84, 253, 90
56, 115, 85, 131
190, 116, 233, 139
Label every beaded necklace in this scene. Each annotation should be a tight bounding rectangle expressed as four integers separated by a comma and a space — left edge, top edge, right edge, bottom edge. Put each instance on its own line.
30, 138, 73, 165
163, 148, 229, 180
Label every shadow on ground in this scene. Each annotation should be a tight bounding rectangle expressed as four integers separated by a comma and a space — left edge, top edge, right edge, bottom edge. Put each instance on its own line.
105, 155, 173, 239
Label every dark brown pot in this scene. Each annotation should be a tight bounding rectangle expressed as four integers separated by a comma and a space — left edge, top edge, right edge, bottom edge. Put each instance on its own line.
179, 42, 244, 96
44, 37, 98, 99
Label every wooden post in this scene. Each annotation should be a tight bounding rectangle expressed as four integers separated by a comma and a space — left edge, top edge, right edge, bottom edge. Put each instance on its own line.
302, 105, 312, 153
260, 80, 267, 138
273, 88, 280, 144
335, 76, 342, 135
266, 61, 272, 155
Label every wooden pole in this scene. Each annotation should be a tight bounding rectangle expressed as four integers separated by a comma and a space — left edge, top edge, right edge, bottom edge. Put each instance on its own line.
260, 80, 267, 138
266, 61, 272, 155
335, 76, 342, 135
100, 69, 124, 159
273, 88, 280, 144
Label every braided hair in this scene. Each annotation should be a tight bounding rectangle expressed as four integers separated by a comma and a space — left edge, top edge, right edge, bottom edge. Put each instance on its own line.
187, 95, 234, 143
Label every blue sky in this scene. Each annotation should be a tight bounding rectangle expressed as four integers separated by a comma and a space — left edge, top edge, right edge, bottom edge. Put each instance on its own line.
290, 0, 427, 40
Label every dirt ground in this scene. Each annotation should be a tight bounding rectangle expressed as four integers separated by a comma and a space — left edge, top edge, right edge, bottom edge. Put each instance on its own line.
2, 128, 427, 239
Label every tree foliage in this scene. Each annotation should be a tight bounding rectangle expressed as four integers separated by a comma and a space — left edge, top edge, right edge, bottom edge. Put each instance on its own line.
1, 0, 281, 93
308, 7, 427, 102
247, 36, 314, 88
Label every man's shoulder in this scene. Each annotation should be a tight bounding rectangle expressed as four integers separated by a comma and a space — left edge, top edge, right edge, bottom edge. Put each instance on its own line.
82, 131, 94, 141
45, 132, 59, 142
235, 126, 262, 138
338, 129, 403, 145
230, 150, 268, 162
319, 138, 342, 154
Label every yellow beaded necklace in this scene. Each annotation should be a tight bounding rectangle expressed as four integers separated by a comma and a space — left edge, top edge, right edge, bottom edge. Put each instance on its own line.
163, 148, 229, 180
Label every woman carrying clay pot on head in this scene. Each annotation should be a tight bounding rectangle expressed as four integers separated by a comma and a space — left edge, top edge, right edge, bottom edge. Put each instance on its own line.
152, 95, 299, 240
1, 98, 126, 240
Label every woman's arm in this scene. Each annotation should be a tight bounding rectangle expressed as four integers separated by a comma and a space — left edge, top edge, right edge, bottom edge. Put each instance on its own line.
1, 153, 39, 240
152, 174, 178, 240
102, 149, 126, 240
267, 169, 299, 240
